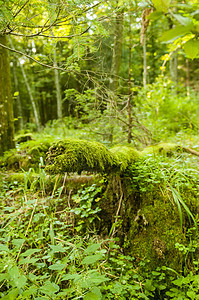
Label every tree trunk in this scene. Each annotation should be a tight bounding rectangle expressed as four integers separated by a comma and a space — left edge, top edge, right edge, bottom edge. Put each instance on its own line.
186, 58, 190, 97
13, 58, 24, 131
109, 6, 124, 93
143, 35, 147, 88
128, 13, 133, 144
170, 53, 178, 85
53, 43, 62, 119
8, 37, 24, 131
20, 63, 41, 130
0, 35, 15, 155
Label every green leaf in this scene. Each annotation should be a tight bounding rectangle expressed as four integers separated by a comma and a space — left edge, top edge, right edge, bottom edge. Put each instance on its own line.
22, 286, 38, 297
183, 39, 199, 59
147, 11, 163, 21
61, 273, 80, 281
18, 257, 40, 265
187, 291, 196, 299
49, 244, 66, 253
151, 0, 171, 12
0, 244, 9, 252
84, 243, 101, 254
82, 254, 103, 265
21, 248, 42, 257
13, 91, 19, 97
1, 288, 19, 299
48, 263, 66, 271
0, 274, 9, 282
172, 14, 193, 26
160, 25, 192, 42
14, 275, 27, 289
12, 239, 25, 248
39, 281, 60, 295
84, 287, 102, 300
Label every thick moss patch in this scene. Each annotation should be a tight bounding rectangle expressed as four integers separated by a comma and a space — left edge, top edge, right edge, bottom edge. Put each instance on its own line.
0, 139, 51, 171
45, 139, 118, 174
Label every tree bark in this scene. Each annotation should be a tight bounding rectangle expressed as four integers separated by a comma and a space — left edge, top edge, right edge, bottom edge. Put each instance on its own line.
13, 58, 24, 131
170, 53, 178, 85
20, 63, 41, 130
53, 43, 62, 119
128, 13, 133, 144
0, 35, 15, 155
143, 35, 147, 88
109, 6, 124, 93
8, 37, 24, 131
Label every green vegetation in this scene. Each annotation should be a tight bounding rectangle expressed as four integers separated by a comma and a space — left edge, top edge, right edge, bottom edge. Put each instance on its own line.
0, 0, 199, 299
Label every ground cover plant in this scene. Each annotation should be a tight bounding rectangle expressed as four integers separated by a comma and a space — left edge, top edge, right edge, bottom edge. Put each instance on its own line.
1, 136, 199, 299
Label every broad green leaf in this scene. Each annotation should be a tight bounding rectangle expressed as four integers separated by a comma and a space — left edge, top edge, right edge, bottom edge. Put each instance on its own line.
173, 14, 193, 26
84, 288, 102, 300
147, 11, 163, 21
12, 239, 25, 248
1, 288, 19, 299
61, 273, 80, 281
183, 39, 199, 59
21, 248, 42, 257
49, 244, 66, 253
0, 274, 9, 282
22, 286, 38, 297
151, 0, 171, 12
84, 243, 101, 254
82, 254, 103, 265
13, 275, 27, 289
48, 263, 66, 271
160, 25, 192, 42
39, 281, 60, 295
18, 257, 40, 265
187, 291, 196, 299
8, 266, 20, 279
0, 244, 9, 252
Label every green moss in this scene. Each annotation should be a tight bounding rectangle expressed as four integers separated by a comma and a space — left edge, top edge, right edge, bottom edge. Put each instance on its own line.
15, 133, 33, 144
110, 146, 141, 172
0, 139, 51, 171
141, 143, 182, 157
45, 139, 118, 174
123, 190, 186, 271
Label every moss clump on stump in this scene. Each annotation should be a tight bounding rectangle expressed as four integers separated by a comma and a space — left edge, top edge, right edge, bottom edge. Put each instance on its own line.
110, 146, 140, 172
0, 140, 51, 171
45, 139, 118, 174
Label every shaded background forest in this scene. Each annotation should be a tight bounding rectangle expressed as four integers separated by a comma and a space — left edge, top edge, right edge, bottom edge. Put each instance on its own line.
7, 0, 199, 147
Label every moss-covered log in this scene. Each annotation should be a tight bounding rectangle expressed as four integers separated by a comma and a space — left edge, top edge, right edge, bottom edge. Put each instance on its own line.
45, 139, 199, 175
45, 139, 118, 174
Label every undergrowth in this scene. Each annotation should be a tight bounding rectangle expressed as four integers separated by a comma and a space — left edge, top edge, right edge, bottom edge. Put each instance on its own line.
1, 151, 199, 299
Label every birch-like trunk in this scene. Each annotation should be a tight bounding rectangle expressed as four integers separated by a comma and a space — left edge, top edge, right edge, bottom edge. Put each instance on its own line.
53, 43, 62, 119
20, 63, 41, 130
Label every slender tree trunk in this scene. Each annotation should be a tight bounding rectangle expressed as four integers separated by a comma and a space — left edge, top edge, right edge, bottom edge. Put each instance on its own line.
128, 13, 133, 144
13, 59, 24, 130
0, 35, 15, 154
20, 63, 41, 130
170, 53, 178, 85
143, 35, 147, 88
109, 6, 124, 93
186, 58, 190, 97
140, 8, 153, 88
53, 43, 62, 119
8, 37, 24, 131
